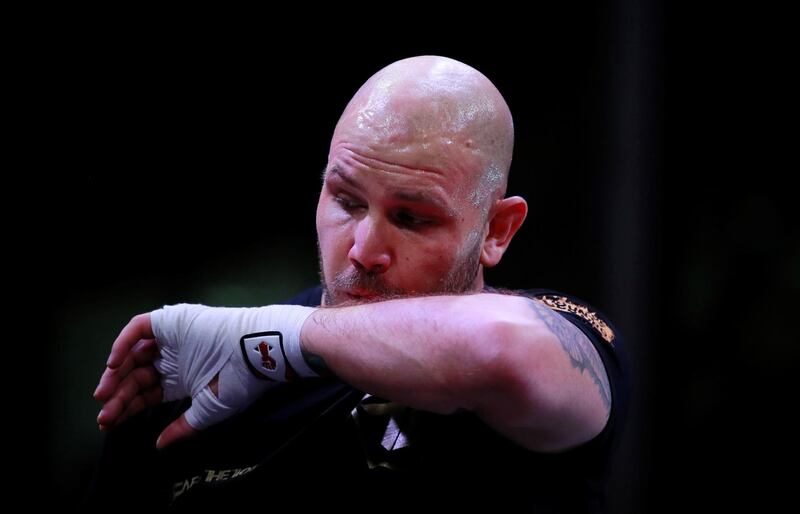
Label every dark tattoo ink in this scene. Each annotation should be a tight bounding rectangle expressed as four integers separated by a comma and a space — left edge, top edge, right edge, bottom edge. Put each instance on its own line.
301, 347, 333, 378
527, 299, 611, 410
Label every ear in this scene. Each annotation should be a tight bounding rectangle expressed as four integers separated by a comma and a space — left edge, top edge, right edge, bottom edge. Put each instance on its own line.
480, 196, 528, 268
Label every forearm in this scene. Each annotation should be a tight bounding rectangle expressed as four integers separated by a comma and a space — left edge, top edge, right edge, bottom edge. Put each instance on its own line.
300, 293, 537, 415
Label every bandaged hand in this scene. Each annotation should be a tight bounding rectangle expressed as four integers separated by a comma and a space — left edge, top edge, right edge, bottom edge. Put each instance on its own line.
151, 304, 318, 429
94, 303, 317, 448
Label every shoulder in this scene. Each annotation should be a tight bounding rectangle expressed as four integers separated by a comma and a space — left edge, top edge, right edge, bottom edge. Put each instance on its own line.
524, 288, 630, 446
524, 289, 620, 349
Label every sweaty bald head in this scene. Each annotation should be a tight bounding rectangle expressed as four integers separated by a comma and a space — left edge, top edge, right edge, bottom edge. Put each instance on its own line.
330, 56, 514, 211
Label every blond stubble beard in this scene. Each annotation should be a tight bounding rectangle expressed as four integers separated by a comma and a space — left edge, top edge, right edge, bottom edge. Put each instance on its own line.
318, 229, 483, 307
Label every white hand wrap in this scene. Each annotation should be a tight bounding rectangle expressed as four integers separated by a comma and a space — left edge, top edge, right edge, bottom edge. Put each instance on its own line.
151, 304, 317, 430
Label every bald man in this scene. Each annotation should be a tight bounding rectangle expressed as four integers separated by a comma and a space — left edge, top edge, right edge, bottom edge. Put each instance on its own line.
89, 56, 628, 512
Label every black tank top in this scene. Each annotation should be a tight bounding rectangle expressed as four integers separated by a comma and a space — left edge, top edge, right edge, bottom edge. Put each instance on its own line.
84, 286, 629, 513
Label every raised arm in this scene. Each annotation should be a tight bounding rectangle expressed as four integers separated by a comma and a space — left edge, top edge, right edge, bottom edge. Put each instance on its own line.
95, 293, 610, 453
301, 292, 611, 452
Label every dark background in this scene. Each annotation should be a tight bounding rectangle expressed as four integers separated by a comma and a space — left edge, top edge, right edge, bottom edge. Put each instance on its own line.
24, 3, 796, 511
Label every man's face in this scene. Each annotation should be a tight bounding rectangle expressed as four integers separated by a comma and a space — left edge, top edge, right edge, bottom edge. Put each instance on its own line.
316, 141, 487, 306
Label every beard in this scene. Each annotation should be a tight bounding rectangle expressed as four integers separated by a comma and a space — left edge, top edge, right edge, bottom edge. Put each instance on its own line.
318, 231, 483, 306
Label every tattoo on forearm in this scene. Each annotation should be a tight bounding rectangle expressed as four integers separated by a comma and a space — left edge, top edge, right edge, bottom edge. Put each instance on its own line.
301, 347, 332, 377
527, 299, 611, 410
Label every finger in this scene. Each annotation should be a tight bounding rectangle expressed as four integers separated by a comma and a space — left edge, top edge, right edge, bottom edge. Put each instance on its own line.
97, 365, 161, 427
94, 339, 158, 401
107, 313, 155, 369
98, 384, 162, 431
98, 364, 160, 425
115, 386, 163, 426
157, 414, 199, 449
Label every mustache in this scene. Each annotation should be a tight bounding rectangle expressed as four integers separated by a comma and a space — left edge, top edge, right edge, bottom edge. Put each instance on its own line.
331, 269, 405, 297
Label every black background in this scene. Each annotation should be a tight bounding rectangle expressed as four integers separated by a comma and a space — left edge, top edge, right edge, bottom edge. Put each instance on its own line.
19, 3, 796, 511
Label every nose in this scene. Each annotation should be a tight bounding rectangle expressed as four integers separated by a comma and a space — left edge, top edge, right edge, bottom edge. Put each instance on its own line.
348, 215, 392, 274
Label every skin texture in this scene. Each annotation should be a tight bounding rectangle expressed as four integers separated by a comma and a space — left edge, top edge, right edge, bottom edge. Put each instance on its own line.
94, 56, 611, 453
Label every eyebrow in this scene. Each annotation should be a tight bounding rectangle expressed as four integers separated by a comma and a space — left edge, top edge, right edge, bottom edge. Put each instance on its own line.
391, 191, 455, 215
326, 166, 365, 192
326, 165, 457, 217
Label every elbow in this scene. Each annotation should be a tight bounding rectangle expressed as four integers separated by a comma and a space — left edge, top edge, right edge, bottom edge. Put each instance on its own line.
466, 295, 544, 382
471, 317, 610, 452
461, 315, 543, 414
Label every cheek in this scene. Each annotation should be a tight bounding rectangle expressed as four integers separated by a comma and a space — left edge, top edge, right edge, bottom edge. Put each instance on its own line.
317, 203, 352, 267
399, 234, 460, 277
317, 195, 350, 229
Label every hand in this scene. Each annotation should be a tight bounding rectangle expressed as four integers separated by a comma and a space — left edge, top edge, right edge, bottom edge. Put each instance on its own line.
93, 313, 207, 449
94, 303, 316, 449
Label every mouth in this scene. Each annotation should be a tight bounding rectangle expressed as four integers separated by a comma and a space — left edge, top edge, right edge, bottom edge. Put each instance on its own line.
342, 288, 378, 301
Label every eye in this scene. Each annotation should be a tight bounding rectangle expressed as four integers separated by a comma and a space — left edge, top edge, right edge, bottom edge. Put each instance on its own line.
392, 210, 430, 228
334, 195, 366, 212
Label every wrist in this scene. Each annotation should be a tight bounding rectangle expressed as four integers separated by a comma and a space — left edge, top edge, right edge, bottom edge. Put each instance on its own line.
300, 345, 332, 378
239, 305, 318, 381
298, 309, 333, 378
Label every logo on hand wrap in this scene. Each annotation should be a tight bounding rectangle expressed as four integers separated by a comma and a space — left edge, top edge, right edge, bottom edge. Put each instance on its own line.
257, 341, 277, 371
240, 331, 296, 381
